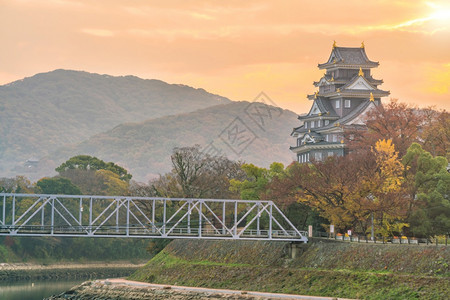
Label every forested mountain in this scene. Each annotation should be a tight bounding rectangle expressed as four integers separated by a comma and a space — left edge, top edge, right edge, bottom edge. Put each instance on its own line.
0, 70, 230, 176
45, 101, 298, 182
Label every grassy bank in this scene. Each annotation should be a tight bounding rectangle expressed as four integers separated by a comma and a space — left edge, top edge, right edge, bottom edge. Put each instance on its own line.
129, 240, 450, 300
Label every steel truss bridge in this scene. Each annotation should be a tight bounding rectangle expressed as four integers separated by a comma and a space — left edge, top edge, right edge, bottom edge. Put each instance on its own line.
0, 193, 308, 242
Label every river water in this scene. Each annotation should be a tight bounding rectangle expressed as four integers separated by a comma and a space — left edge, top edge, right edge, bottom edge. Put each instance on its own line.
0, 279, 84, 300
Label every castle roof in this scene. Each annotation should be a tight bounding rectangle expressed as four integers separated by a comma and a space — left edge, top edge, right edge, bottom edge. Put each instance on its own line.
299, 97, 339, 119
292, 99, 377, 136
307, 87, 389, 100
313, 74, 383, 87
318, 46, 379, 69
290, 141, 345, 153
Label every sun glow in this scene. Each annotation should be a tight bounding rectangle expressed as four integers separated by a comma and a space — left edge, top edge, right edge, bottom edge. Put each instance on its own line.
427, 2, 450, 22
429, 10, 450, 21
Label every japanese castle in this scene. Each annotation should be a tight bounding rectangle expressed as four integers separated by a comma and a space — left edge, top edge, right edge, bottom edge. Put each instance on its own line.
290, 42, 390, 163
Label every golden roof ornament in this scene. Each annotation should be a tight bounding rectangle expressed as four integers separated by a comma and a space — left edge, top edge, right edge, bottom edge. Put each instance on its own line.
330, 76, 334, 82
358, 67, 364, 77
337, 88, 341, 92
332, 40, 337, 49
361, 41, 365, 48
369, 92, 374, 101
314, 91, 318, 99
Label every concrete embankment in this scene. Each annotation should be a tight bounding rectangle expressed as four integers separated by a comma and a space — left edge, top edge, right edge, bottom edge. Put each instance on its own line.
0, 262, 144, 281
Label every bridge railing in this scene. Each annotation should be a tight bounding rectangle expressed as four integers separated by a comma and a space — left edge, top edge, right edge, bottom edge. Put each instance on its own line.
0, 193, 308, 242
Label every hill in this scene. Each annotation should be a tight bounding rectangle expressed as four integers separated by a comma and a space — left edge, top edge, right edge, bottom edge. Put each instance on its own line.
0, 70, 230, 176
45, 101, 298, 181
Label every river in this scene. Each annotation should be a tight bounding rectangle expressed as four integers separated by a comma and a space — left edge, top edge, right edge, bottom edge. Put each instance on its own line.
0, 278, 85, 300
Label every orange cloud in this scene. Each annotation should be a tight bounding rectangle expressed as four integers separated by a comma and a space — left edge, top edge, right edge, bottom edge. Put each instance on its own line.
81, 28, 115, 37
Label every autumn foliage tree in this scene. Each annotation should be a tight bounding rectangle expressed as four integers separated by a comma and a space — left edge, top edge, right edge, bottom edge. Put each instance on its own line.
264, 139, 410, 236
346, 100, 448, 158
365, 139, 409, 236
421, 110, 450, 159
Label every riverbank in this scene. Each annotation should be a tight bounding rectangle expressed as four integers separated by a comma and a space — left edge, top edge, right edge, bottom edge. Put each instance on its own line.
0, 261, 145, 281
46, 279, 352, 300
128, 239, 449, 299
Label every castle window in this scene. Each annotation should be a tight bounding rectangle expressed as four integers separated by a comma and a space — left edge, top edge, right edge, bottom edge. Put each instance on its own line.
332, 135, 337, 142
325, 135, 329, 142
328, 151, 334, 157
324, 120, 329, 126
304, 122, 308, 129
315, 152, 323, 161
335, 100, 340, 109
311, 121, 315, 128
317, 120, 321, 127
345, 99, 351, 108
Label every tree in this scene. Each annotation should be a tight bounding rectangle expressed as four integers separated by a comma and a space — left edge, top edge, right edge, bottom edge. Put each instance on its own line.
346, 100, 428, 157
56, 169, 130, 196
168, 145, 244, 199
229, 162, 284, 200
56, 169, 105, 195
129, 145, 245, 199
291, 155, 369, 232
403, 143, 450, 237
421, 110, 450, 160
36, 177, 82, 195
55, 155, 132, 195
366, 139, 408, 237
96, 169, 129, 196
0, 176, 34, 193
56, 155, 132, 181
170, 146, 207, 198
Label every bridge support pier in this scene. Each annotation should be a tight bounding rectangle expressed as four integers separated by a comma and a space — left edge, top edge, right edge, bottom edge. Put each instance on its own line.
287, 242, 306, 259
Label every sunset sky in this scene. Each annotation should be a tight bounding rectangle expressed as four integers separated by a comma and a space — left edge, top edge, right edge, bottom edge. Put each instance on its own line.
1, 0, 449, 114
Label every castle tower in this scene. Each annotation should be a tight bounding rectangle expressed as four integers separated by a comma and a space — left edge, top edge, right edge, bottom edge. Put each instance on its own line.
290, 42, 390, 163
